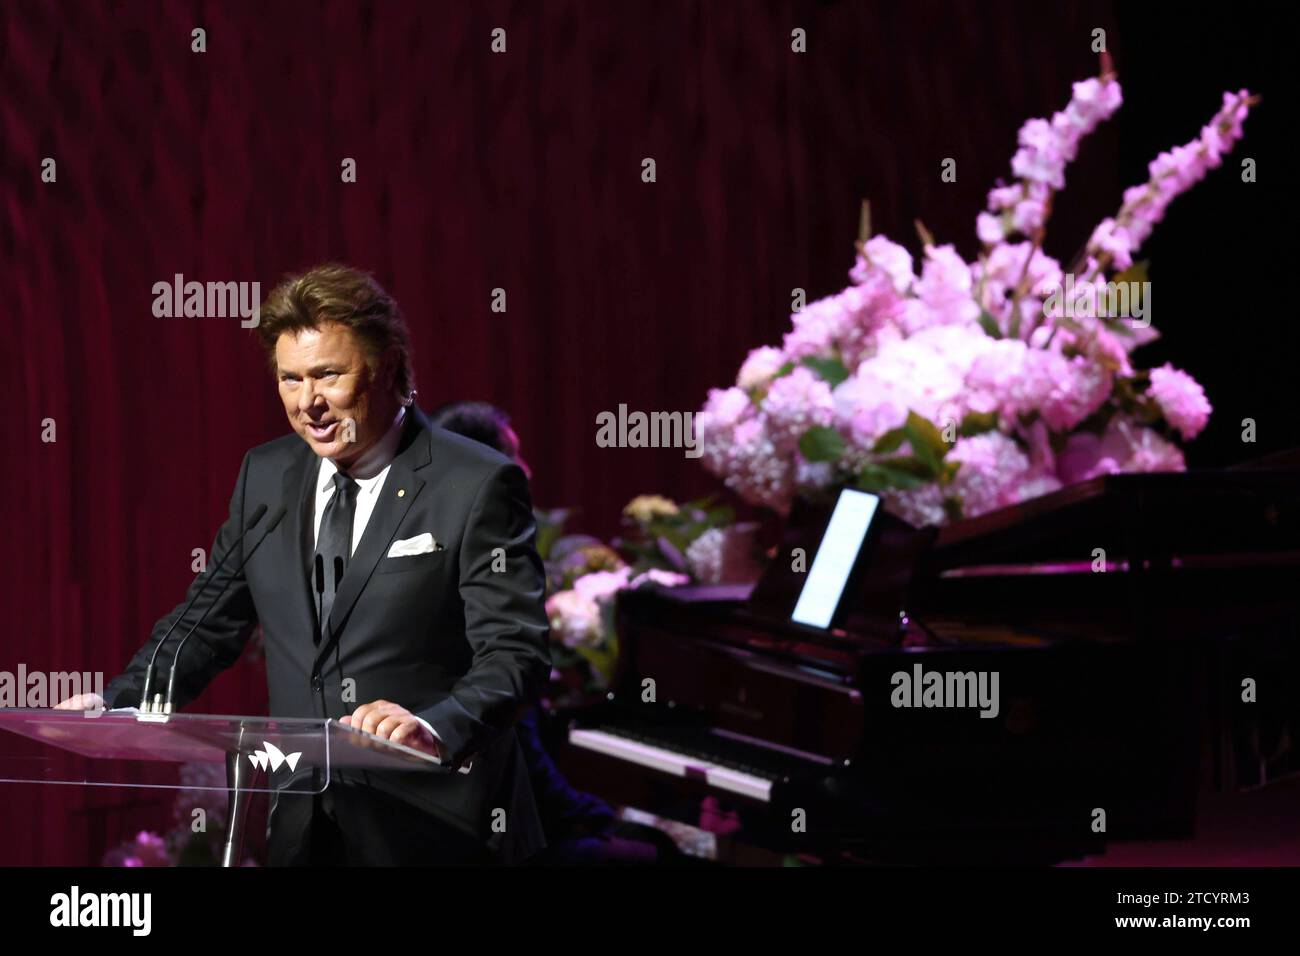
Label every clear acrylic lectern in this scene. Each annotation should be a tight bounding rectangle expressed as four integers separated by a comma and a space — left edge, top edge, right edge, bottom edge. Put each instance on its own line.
0, 707, 449, 866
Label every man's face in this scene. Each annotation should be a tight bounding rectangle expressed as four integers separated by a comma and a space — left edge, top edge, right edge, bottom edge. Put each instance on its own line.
275, 322, 398, 467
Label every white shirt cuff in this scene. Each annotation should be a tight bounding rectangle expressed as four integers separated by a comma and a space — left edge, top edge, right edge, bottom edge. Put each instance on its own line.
413, 715, 472, 774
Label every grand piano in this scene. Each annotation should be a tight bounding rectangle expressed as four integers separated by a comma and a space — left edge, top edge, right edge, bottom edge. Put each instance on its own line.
549, 469, 1300, 864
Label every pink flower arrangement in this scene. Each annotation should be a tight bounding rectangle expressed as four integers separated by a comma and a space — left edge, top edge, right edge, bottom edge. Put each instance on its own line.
539, 496, 752, 690
697, 71, 1253, 523
102, 830, 172, 867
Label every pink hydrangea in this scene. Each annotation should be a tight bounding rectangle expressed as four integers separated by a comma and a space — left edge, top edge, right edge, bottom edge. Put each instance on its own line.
103, 831, 172, 868
696, 386, 753, 473
630, 568, 692, 589
850, 235, 915, 293
1057, 431, 1121, 485
1057, 416, 1185, 485
573, 567, 632, 603
736, 346, 786, 390
833, 371, 910, 447
948, 432, 1033, 517
1086, 327, 1135, 376
949, 433, 1063, 516
1014, 470, 1065, 502
974, 242, 1064, 331
684, 525, 763, 584
761, 366, 835, 454
545, 589, 603, 649
784, 281, 903, 369
1147, 363, 1211, 440
833, 328, 982, 446
1039, 354, 1113, 432
966, 339, 1056, 421
793, 454, 837, 492
781, 290, 856, 361
902, 245, 980, 331
1112, 420, 1185, 473
699, 386, 750, 428
722, 416, 796, 512
880, 483, 948, 528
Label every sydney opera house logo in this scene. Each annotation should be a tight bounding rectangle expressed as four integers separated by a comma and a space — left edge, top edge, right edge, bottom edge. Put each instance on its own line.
247, 741, 303, 773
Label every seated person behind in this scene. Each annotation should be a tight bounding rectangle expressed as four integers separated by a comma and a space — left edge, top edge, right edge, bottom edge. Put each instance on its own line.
430, 400, 676, 865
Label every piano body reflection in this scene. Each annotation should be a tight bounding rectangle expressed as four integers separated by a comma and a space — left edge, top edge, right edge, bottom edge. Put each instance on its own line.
550, 470, 1300, 864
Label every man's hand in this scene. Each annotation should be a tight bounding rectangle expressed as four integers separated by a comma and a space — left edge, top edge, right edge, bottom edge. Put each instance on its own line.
53, 694, 106, 712
341, 699, 443, 760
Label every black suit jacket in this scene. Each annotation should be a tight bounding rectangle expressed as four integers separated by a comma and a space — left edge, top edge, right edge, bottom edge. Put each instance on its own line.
104, 407, 553, 863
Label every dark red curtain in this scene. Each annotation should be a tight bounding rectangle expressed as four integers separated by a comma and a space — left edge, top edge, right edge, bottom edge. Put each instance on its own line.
2, 0, 1288, 864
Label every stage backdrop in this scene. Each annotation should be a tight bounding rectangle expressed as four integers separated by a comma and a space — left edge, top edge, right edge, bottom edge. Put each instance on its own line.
1, 0, 1289, 864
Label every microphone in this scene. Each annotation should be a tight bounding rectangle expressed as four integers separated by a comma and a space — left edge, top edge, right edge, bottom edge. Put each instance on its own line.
160, 505, 288, 714
139, 504, 268, 712
314, 554, 325, 646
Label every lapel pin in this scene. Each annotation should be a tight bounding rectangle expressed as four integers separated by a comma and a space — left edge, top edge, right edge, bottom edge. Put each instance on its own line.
397, 488, 406, 498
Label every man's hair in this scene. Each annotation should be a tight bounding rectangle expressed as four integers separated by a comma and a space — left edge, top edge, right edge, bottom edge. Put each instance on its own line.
430, 401, 512, 454
257, 263, 416, 400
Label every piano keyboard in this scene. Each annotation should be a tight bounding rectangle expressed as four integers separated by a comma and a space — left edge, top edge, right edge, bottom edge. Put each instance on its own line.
568, 727, 775, 802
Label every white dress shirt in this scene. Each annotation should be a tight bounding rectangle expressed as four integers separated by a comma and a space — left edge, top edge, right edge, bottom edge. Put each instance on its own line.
311, 406, 469, 772
312, 409, 405, 554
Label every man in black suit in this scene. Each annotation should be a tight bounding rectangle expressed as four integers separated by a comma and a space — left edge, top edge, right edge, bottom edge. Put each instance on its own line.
59, 264, 552, 865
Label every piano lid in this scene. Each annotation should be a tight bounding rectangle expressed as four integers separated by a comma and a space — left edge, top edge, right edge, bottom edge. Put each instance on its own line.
932, 470, 1300, 574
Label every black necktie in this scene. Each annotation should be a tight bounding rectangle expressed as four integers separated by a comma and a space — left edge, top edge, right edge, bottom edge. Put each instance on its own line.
316, 472, 359, 642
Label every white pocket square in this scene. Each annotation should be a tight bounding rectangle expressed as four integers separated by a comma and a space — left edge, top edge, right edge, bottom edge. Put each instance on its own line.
387, 533, 439, 558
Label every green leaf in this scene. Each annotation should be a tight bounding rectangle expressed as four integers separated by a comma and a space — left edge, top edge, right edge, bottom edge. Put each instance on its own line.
857, 458, 932, 491
855, 466, 890, 492
872, 426, 907, 455
883, 456, 937, 482
704, 505, 735, 526
800, 355, 850, 387
958, 411, 998, 438
977, 310, 1002, 339
799, 426, 846, 462
903, 411, 948, 474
